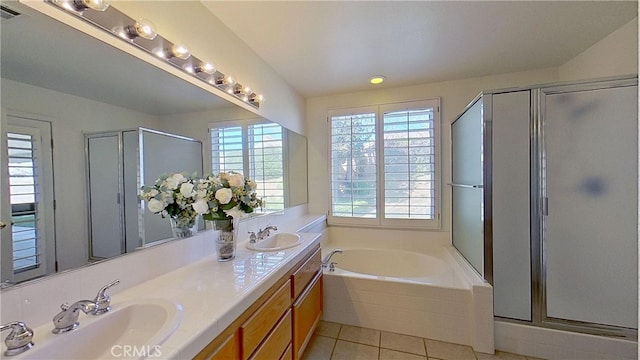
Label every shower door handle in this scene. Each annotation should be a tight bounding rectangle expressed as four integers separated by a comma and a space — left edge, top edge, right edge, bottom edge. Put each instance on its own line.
448, 183, 484, 189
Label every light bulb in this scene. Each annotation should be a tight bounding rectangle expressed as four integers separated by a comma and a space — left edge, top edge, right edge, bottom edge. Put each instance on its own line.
132, 19, 157, 40
81, 0, 109, 11
195, 62, 216, 74
170, 44, 190, 60
224, 75, 236, 86
242, 86, 252, 95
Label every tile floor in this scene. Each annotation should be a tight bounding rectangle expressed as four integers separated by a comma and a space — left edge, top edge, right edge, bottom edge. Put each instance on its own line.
302, 321, 544, 360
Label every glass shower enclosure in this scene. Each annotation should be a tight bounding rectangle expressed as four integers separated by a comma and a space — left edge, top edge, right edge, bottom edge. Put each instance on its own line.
451, 76, 637, 338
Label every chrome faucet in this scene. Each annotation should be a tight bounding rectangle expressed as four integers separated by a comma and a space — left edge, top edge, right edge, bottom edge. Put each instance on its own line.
1, 322, 34, 356
52, 300, 97, 334
257, 225, 278, 241
322, 248, 343, 270
91, 279, 120, 315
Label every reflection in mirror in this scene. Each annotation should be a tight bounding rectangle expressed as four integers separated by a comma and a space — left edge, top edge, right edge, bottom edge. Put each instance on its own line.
0, 3, 307, 287
86, 128, 203, 261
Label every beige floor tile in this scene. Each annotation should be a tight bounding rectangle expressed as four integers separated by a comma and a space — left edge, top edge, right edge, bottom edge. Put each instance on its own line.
331, 340, 379, 360
315, 320, 342, 338
425, 339, 476, 360
380, 348, 428, 360
338, 325, 381, 347
301, 335, 336, 360
476, 350, 527, 360
381, 331, 427, 356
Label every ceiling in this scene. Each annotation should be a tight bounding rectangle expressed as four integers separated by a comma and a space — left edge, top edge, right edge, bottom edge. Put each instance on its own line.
204, 1, 638, 98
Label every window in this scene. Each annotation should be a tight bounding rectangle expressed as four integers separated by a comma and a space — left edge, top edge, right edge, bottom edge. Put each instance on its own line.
329, 99, 440, 229
211, 121, 285, 212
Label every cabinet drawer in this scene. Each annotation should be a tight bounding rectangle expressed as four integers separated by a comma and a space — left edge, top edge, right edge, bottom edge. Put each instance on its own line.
241, 280, 292, 359
249, 310, 292, 360
291, 247, 321, 299
293, 273, 323, 359
280, 343, 293, 360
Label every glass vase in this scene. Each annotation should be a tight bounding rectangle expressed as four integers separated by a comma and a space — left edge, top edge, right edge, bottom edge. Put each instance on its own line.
170, 216, 199, 239
212, 219, 236, 262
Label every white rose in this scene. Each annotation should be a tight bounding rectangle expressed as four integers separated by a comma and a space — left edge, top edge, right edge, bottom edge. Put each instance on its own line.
147, 198, 165, 213
228, 173, 244, 187
224, 206, 246, 220
180, 182, 195, 198
215, 188, 233, 204
165, 173, 185, 190
247, 180, 257, 190
192, 199, 209, 214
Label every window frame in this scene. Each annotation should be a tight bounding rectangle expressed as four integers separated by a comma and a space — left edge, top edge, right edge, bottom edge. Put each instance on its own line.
327, 99, 441, 230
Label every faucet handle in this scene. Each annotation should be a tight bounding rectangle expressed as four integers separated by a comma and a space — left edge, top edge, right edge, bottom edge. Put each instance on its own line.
248, 231, 257, 243
0, 321, 34, 356
91, 279, 120, 315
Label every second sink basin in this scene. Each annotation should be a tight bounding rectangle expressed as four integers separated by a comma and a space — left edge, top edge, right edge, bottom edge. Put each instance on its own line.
247, 232, 302, 251
18, 298, 182, 359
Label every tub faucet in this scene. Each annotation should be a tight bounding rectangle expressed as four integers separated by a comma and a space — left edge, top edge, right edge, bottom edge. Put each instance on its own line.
257, 225, 278, 241
322, 248, 343, 269
1, 321, 34, 356
91, 279, 120, 315
52, 300, 97, 334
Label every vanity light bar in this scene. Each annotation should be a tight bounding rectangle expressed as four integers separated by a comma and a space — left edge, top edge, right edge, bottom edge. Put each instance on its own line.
47, 0, 263, 108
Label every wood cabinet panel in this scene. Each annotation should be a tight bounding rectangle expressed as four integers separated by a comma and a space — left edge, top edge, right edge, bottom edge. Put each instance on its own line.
241, 280, 292, 359
291, 247, 321, 299
194, 331, 238, 360
249, 310, 292, 360
280, 343, 293, 360
293, 273, 323, 360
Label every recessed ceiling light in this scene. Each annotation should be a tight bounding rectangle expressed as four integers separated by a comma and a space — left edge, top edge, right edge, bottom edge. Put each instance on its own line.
370, 75, 385, 85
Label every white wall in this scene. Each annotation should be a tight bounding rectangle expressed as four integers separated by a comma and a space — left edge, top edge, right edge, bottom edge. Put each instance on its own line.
558, 18, 638, 82
306, 67, 558, 242
1, 79, 161, 271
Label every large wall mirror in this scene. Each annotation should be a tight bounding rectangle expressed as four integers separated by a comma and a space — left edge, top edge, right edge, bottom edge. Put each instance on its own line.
0, 2, 308, 286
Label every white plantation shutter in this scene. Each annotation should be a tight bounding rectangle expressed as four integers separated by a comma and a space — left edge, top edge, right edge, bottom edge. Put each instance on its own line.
328, 100, 440, 229
211, 126, 244, 174
210, 122, 285, 212
330, 109, 377, 221
382, 105, 436, 220
248, 123, 285, 211
7, 131, 41, 272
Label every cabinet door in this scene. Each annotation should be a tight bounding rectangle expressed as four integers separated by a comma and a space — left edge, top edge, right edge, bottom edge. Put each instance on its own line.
250, 310, 292, 360
293, 274, 322, 360
241, 280, 292, 359
194, 332, 238, 360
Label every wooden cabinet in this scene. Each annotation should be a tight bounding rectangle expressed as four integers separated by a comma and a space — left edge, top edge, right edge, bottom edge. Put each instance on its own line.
241, 281, 292, 359
292, 272, 322, 360
195, 244, 322, 360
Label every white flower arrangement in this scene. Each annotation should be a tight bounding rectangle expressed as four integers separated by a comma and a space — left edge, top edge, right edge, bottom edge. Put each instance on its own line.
140, 172, 263, 231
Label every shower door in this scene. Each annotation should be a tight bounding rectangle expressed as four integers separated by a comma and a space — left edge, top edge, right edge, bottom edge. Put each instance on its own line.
451, 96, 491, 281
540, 80, 638, 333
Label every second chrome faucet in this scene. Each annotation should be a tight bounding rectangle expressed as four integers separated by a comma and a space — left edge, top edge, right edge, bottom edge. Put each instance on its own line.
51, 279, 119, 334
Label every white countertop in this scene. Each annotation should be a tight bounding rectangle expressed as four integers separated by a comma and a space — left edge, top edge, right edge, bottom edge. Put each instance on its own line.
16, 230, 323, 359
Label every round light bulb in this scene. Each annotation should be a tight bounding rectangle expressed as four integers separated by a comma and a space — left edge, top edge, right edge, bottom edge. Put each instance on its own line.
81, 0, 109, 11
196, 62, 216, 74
133, 19, 157, 40
242, 86, 252, 95
224, 75, 236, 86
171, 44, 190, 60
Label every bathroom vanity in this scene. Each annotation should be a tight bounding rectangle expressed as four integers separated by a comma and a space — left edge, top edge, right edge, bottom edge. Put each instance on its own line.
195, 245, 322, 360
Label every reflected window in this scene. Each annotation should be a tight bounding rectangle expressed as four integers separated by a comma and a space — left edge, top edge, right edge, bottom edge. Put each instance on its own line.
211, 122, 285, 211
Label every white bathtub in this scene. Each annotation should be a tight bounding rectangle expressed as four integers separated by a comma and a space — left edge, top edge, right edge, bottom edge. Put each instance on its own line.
321, 242, 494, 353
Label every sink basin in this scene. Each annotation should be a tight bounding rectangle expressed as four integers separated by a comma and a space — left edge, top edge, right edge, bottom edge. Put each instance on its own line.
18, 298, 182, 359
247, 232, 302, 251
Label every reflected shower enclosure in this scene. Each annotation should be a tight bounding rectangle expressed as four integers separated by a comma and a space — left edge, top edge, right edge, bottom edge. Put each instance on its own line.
85, 128, 203, 260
